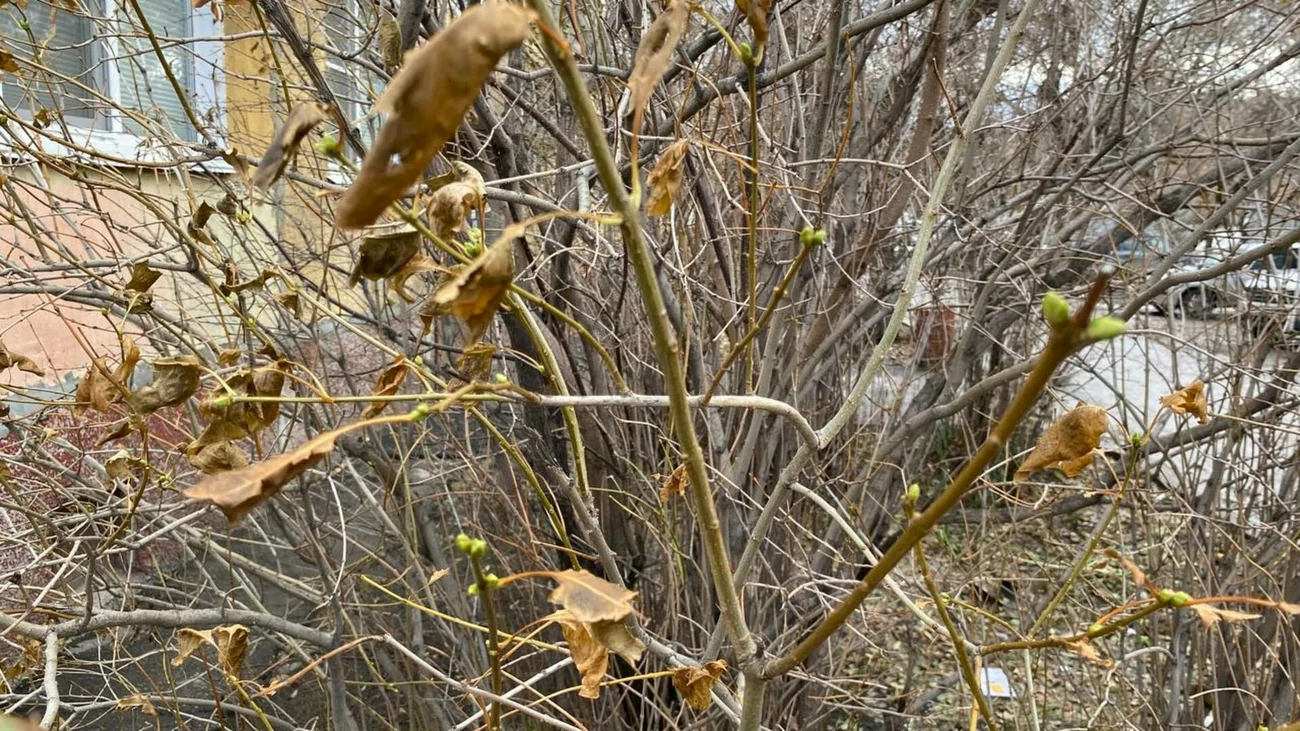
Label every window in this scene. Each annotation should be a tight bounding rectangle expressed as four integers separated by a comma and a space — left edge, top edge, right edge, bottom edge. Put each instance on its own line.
0, 0, 222, 152
321, 0, 380, 147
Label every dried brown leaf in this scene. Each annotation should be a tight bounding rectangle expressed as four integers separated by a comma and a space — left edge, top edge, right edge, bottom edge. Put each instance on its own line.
76, 358, 124, 413
128, 356, 202, 414
540, 569, 637, 624
390, 254, 446, 302
194, 363, 289, 446
1162, 380, 1209, 424
219, 269, 278, 296
349, 227, 421, 287
659, 464, 687, 500
116, 695, 157, 716
251, 102, 330, 190
0, 51, 19, 75
184, 425, 346, 522
645, 139, 689, 217
362, 358, 411, 419
334, 3, 534, 228
171, 625, 250, 677
1013, 404, 1108, 481
433, 233, 515, 346
1103, 549, 1157, 594
1063, 640, 1111, 668
556, 613, 608, 699
186, 441, 249, 474
378, 9, 403, 69
627, 1, 690, 119
0, 339, 43, 377
454, 342, 497, 383
672, 660, 726, 711
736, 0, 773, 48
1190, 604, 1262, 628
124, 261, 162, 293
426, 171, 485, 240
590, 619, 645, 664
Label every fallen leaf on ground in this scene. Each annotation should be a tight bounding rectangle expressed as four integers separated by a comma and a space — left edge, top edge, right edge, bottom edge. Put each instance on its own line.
672, 660, 727, 710
251, 102, 331, 190
1013, 404, 1108, 481
1162, 380, 1209, 424
334, 2, 534, 228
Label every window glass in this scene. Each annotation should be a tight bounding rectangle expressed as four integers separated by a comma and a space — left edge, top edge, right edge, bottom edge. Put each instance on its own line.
112, 0, 195, 140
0, 0, 98, 123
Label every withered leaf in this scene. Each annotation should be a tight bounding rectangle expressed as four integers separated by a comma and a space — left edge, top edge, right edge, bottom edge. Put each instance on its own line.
1162, 380, 1209, 424
186, 441, 249, 474
76, 341, 137, 414
0, 339, 43, 377
1103, 549, 1157, 594
378, 9, 403, 70
0, 401, 9, 418
390, 254, 446, 302
736, 0, 773, 49
192, 200, 216, 229
1063, 640, 1111, 668
277, 291, 302, 317
194, 363, 288, 446
349, 226, 421, 287
96, 415, 142, 447
116, 695, 157, 716
172, 625, 250, 678
127, 356, 202, 414
556, 613, 608, 699
362, 358, 411, 419
124, 261, 162, 293
590, 619, 645, 665
425, 161, 486, 240
334, 3, 534, 229
105, 449, 140, 480
1190, 604, 1262, 628
432, 233, 515, 346
0, 51, 18, 75
627, 0, 689, 121
454, 342, 496, 384
659, 464, 686, 500
538, 569, 637, 624
645, 139, 689, 216
251, 101, 331, 191
672, 660, 727, 711
1013, 404, 1108, 481
219, 269, 279, 296
184, 424, 345, 521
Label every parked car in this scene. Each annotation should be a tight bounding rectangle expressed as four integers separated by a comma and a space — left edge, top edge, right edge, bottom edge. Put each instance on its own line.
1238, 247, 1300, 337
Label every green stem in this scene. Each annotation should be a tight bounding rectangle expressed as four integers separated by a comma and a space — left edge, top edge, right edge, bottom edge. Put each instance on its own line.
525, 0, 755, 665
469, 555, 502, 731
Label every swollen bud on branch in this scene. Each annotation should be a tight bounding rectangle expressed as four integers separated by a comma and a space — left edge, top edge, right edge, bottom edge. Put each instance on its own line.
1041, 291, 1070, 329
314, 133, 341, 159
799, 227, 827, 248
1156, 589, 1191, 607
1086, 316, 1127, 341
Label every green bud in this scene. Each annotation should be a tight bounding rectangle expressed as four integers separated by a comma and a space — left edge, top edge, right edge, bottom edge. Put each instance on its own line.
455, 533, 473, 554
235, 210, 252, 224
483, 573, 500, 589
1086, 316, 1127, 341
210, 394, 233, 408
906, 483, 921, 503
1156, 589, 1191, 607
1129, 431, 1144, 447
1088, 623, 1105, 634
1041, 291, 1070, 328
411, 403, 432, 420
469, 538, 488, 559
737, 42, 753, 65
314, 133, 340, 158
0, 114, 8, 125
812, 229, 827, 246
494, 373, 508, 384
413, 355, 424, 366
467, 583, 480, 596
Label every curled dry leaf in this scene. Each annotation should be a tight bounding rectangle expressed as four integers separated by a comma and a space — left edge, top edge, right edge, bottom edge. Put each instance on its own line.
736, 0, 773, 48
1190, 604, 1262, 628
1103, 549, 1158, 595
539, 569, 637, 624
186, 441, 249, 474
76, 341, 138, 414
172, 625, 250, 678
127, 356, 202, 414
1013, 404, 1108, 481
590, 618, 645, 664
1162, 380, 1209, 424
453, 342, 496, 385
1063, 640, 1112, 668
188, 201, 217, 245
390, 254, 446, 302
627, 0, 690, 121
124, 261, 162, 293
349, 226, 421, 287
0, 339, 43, 377
556, 613, 608, 699
116, 695, 157, 716
659, 464, 686, 500
672, 660, 727, 711
251, 101, 330, 191
432, 233, 515, 346
334, 2, 534, 229
193, 362, 288, 446
426, 161, 486, 240
0, 51, 19, 75
183, 424, 346, 522
219, 269, 279, 296
645, 139, 689, 217
362, 357, 411, 419
378, 8, 403, 70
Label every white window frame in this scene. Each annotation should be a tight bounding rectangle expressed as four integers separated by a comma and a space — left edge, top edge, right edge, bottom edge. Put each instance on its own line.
0, 0, 227, 170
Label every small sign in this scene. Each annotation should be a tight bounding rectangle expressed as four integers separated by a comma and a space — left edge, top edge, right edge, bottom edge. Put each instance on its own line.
980, 667, 1015, 698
